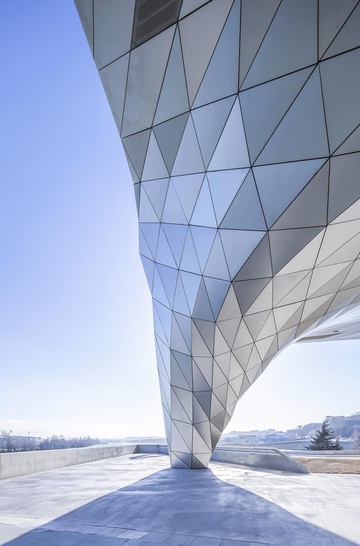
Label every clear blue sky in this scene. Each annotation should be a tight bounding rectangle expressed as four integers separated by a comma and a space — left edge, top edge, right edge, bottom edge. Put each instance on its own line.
0, 0, 359, 439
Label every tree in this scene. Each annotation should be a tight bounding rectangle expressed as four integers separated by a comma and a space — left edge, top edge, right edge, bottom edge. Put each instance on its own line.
306, 419, 343, 451
1, 430, 16, 452
333, 437, 343, 451
38, 435, 100, 450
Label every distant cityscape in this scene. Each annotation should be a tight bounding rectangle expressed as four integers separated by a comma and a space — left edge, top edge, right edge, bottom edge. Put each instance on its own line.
117, 412, 360, 451
218, 412, 360, 450
2, 413, 359, 452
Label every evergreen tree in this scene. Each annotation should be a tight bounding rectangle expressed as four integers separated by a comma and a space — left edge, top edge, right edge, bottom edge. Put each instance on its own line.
333, 437, 343, 451
306, 419, 343, 450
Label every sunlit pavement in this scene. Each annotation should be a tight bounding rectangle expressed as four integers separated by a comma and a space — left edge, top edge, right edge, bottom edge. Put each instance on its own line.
0, 454, 359, 545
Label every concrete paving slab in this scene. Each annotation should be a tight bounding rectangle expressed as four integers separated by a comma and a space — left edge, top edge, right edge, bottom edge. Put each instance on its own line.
192, 537, 222, 545
139, 531, 171, 542
125, 542, 159, 546
0, 454, 358, 546
119, 531, 148, 539
165, 535, 196, 545
220, 542, 253, 546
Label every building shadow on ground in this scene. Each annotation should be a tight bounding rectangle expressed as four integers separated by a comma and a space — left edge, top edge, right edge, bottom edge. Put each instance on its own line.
2, 459, 359, 546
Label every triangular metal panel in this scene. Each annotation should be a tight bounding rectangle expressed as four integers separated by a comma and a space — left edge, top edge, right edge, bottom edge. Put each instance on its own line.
154, 113, 189, 174
240, 66, 313, 162
278, 231, 324, 276
204, 233, 230, 281
328, 153, 360, 223
192, 97, 235, 167
269, 227, 323, 275
180, 271, 202, 312
179, 0, 233, 104
157, 264, 178, 307
233, 278, 270, 315
93, 0, 134, 69
319, 0, 358, 58
220, 229, 265, 279
156, 227, 177, 268
162, 224, 188, 267
323, 3, 360, 59
162, 182, 188, 224
141, 178, 169, 218
220, 170, 266, 230
308, 263, 351, 297
190, 178, 218, 228
276, 275, 311, 307
172, 350, 193, 388
273, 161, 329, 230
215, 352, 231, 379
208, 169, 249, 225
193, 396, 210, 423
193, 356, 213, 388
229, 350, 248, 378
140, 222, 160, 259
334, 125, 360, 156
173, 275, 190, 315
99, 53, 129, 135
193, 0, 240, 107
171, 390, 192, 423
122, 26, 175, 136
122, 129, 151, 180
172, 174, 204, 222
242, 0, 317, 88
193, 279, 215, 320
235, 233, 272, 281
193, 319, 215, 354
140, 255, 155, 290
170, 353, 192, 390
316, 220, 360, 265
273, 270, 310, 306
318, 232, 360, 268
246, 281, 273, 315
180, 231, 201, 274
243, 310, 271, 341
233, 319, 254, 348
254, 159, 325, 229
193, 428, 212, 452
214, 327, 231, 356
208, 98, 250, 170
273, 302, 303, 331
217, 318, 240, 349
190, 226, 217, 272
194, 390, 212, 418
154, 29, 189, 125
180, 0, 208, 18
172, 116, 205, 176
320, 49, 360, 153
256, 69, 328, 164
203, 276, 230, 319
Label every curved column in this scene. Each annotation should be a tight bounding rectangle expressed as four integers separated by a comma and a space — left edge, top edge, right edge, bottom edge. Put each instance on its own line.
75, 0, 360, 468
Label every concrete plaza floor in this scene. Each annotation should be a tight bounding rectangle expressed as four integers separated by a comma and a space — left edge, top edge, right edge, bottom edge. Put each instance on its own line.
0, 454, 359, 546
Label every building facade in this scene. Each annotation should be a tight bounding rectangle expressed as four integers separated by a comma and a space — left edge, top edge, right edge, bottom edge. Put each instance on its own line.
75, 0, 360, 468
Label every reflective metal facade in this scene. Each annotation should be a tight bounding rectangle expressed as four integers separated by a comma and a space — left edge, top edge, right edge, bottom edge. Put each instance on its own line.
75, 0, 360, 468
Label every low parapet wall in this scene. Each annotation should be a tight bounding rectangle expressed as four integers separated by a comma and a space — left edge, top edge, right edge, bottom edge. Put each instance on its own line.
0, 444, 137, 480
211, 447, 309, 473
136, 444, 169, 455
0, 443, 310, 480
